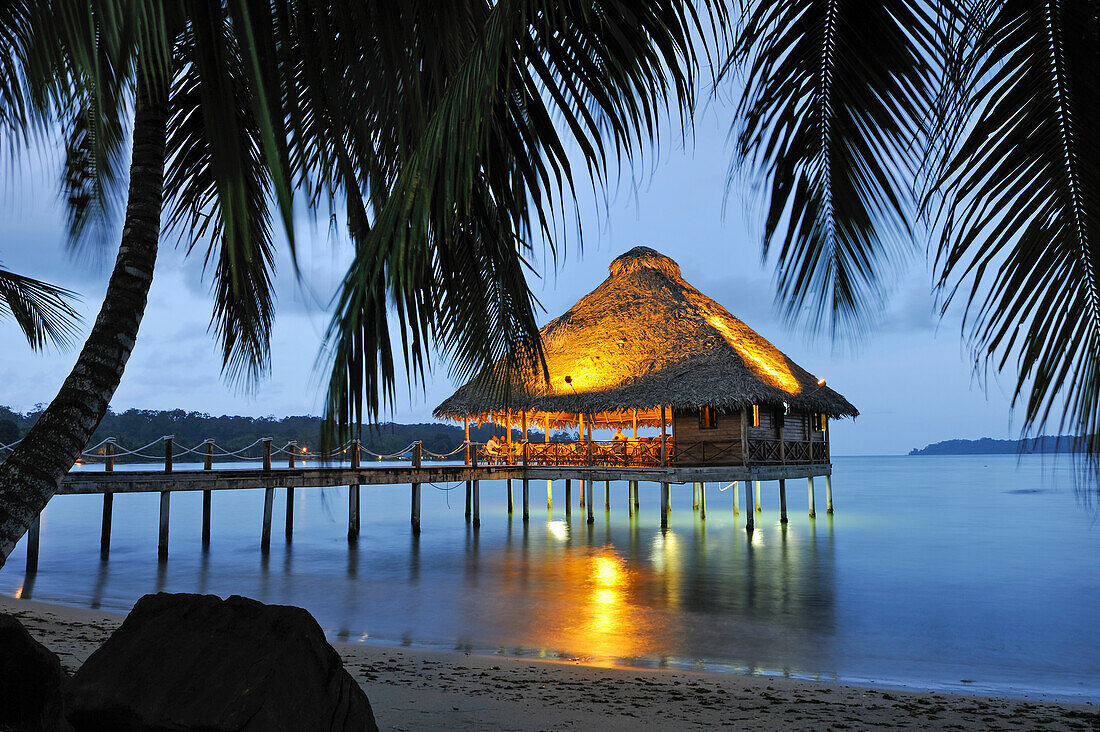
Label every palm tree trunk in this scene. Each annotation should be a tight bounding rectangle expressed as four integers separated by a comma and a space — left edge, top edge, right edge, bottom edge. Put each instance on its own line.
0, 86, 168, 569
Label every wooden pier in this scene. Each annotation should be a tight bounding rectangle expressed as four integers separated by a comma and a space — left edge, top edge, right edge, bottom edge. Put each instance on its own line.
7, 435, 835, 574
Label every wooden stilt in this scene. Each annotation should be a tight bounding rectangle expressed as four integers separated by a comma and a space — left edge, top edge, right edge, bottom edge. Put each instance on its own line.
411, 443, 422, 534
633, 480, 639, 511
604, 480, 610, 511
565, 479, 572, 517
628, 482, 635, 518
349, 439, 360, 543
261, 487, 274, 552
472, 479, 481, 528
158, 492, 170, 562
26, 513, 40, 574
807, 476, 816, 518
101, 439, 115, 559
202, 439, 213, 545
586, 480, 594, 525
733, 481, 739, 516
826, 474, 834, 514
779, 479, 788, 524
744, 480, 754, 531
285, 487, 294, 540
660, 483, 670, 528
547, 480, 553, 510
699, 483, 706, 520
465, 481, 472, 521
693, 483, 700, 511
754, 480, 762, 512
507, 479, 514, 515
522, 479, 530, 522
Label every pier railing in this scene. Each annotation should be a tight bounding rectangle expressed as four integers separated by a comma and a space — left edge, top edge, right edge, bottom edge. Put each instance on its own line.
474, 437, 827, 468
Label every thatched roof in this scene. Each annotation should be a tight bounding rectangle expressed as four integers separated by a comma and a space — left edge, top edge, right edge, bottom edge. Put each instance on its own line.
435, 246, 858, 426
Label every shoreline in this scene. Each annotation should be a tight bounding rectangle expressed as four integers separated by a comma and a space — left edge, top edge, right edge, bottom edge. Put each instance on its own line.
3, 595, 1097, 730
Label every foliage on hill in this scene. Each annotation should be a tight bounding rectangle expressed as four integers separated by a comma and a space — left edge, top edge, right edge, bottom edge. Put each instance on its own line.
908, 436, 1082, 456
0, 406, 567, 460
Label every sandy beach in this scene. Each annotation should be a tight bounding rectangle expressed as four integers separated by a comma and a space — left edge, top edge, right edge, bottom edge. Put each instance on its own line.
3, 595, 1098, 730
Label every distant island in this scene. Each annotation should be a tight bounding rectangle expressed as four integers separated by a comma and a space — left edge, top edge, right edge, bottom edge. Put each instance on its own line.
909, 436, 1082, 456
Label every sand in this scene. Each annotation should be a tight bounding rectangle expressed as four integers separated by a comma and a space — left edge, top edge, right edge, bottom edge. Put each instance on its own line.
3, 595, 1098, 731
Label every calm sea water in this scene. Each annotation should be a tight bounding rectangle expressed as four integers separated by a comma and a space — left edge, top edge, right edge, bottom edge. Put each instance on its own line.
1, 454, 1098, 701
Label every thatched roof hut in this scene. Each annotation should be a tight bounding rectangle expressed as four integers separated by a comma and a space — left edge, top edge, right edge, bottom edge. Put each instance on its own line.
435, 246, 857, 428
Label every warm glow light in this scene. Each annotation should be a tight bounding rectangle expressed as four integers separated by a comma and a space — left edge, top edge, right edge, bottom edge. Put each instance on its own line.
816, 378, 826, 387
703, 313, 801, 394
547, 521, 569, 541
593, 588, 618, 606
593, 555, 622, 586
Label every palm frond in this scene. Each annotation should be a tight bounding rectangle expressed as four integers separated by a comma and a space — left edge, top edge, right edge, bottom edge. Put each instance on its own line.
732, 0, 947, 339
316, 0, 723, 447
0, 265, 81, 350
932, 0, 1100, 456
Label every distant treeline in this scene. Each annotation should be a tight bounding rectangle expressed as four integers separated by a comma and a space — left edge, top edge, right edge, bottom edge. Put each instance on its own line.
908, 436, 1082, 456
0, 407, 569, 461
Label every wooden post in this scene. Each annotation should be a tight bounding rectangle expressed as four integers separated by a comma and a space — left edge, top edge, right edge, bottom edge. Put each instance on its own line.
826, 474, 834, 514
411, 442, 422, 534
464, 417, 471, 466
348, 439, 360, 542
546, 479, 553, 510
288, 439, 297, 469
467, 450, 477, 522
470, 449, 480, 527
744, 480, 754, 531
285, 440, 296, 541
164, 435, 173, 473
261, 485, 274, 552
628, 481, 635, 518
632, 480, 639, 511
807, 476, 816, 518
632, 409, 638, 439
700, 482, 706, 520
754, 480, 762, 512
522, 411, 528, 442
565, 479, 572, 518
158, 491, 170, 562
660, 406, 668, 468
586, 480, 594, 525
733, 480, 739, 516
693, 482, 700, 511
100, 439, 115, 559
604, 480, 610, 511
545, 414, 551, 443
522, 478, 530, 522
507, 479, 514, 515
660, 483, 670, 528
202, 439, 213, 546
779, 479, 788, 524
26, 513, 40, 574
262, 437, 272, 471
160, 435, 172, 561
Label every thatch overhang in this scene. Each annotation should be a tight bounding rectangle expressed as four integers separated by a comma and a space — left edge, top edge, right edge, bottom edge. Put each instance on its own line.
434, 246, 858, 428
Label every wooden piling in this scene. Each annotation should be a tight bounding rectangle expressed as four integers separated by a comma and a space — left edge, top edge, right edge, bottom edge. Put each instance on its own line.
261, 486, 274, 552
507, 479, 514, 515
754, 480, 762, 512
411, 443, 422, 534
522, 479, 530, 522
699, 483, 706, 520
348, 439, 360, 543
285, 487, 294, 540
262, 437, 272, 472
586, 480, 594, 525
546, 479, 553, 510
732, 481, 739, 516
161, 436, 172, 561
807, 476, 816, 518
100, 439, 115, 559
744, 480, 754, 531
628, 481, 635, 518
632, 480, 639, 511
158, 491, 170, 562
604, 480, 610, 511
202, 439, 213, 546
660, 483, 670, 528
779, 479, 788, 524
288, 440, 297, 469
693, 482, 700, 511
472, 478, 481, 528
826, 474, 834, 514
26, 513, 40, 574
466, 451, 476, 522
565, 479, 572, 518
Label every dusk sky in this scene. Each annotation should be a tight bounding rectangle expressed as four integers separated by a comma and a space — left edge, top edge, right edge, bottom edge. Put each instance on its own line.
0, 105, 1021, 456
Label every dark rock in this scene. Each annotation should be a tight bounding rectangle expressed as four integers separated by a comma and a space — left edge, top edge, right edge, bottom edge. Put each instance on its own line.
0, 612, 72, 732
66, 593, 377, 732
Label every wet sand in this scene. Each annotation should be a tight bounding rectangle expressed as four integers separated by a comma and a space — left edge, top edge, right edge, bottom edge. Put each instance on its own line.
3, 595, 1097, 730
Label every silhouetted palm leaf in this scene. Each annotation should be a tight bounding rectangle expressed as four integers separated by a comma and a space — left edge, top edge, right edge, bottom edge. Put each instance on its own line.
731, 0, 947, 339
0, 265, 81, 349
932, 0, 1100, 455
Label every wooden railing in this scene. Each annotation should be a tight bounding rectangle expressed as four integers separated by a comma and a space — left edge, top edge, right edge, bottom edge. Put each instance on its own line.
472, 437, 827, 468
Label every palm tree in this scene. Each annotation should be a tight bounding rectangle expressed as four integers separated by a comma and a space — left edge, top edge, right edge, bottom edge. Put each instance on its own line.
0, 0, 726, 568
